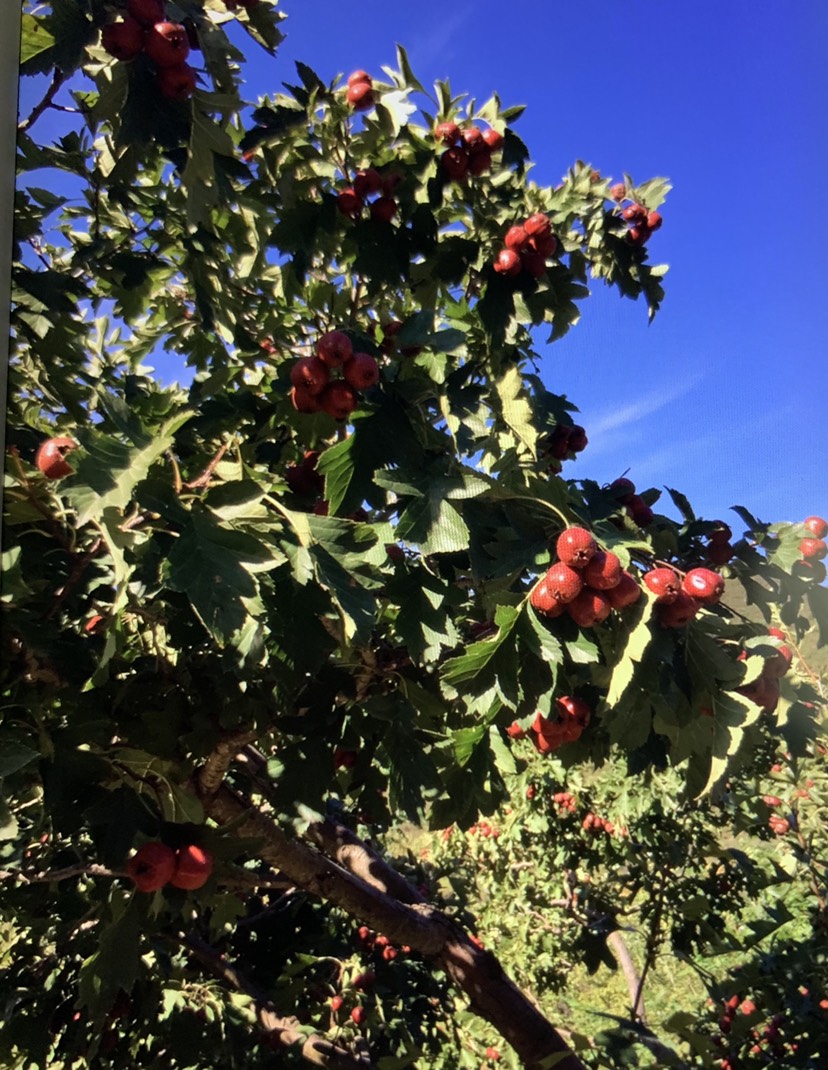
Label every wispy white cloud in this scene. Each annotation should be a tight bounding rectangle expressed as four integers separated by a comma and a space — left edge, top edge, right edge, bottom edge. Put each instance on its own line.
587, 373, 707, 438
406, 8, 473, 74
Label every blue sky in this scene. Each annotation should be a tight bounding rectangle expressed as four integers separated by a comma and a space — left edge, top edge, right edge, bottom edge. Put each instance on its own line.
17, 1, 828, 529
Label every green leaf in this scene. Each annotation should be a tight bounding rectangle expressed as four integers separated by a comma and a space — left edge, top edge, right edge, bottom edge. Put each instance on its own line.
78, 893, 143, 1020
494, 366, 538, 458
0, 740, 40, 778
19, 14, 55, 71
605, 597, 655, 708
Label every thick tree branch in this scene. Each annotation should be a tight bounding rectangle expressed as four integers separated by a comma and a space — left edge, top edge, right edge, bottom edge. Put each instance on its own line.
182, 934, 373, 1070
606, 929, 647, 1024
197, 728, 259, 797
203, 785, 586, 1070
305, 818, 426, 905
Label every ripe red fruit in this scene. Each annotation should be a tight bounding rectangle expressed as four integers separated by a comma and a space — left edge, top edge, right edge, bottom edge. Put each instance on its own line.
337, 188, 363, 217
800, 537, 827, 560
605, 570, 642, 609
609, 477, 636, 504
543, 562, 584, 604
370, 196, 397, 223
763, 630, 793, 678
504, 225, 529, 251
482, 128, 504, 151
556, 527, 598, 568
627, 495, 653, 526
286, 452, 324, 497
331, 995, 344, 1012
803, 515, 828, 538
622, 203, 647, 223
317, 330, 353, 367
347, 81, 374, 110
127, 842, 176, 892
102, 17, 146, 60
145, 21, 190, 67
530, 579, 566, 618
656, 590, 699, 627
467, 149, 492, 176
353, 168, 383, 197
485, 1048, 501, 1061
507, 722, 526, 739
707, 541, 734, 566
568, 588, 611, 627
342, 352, 380, 390
524, 212, 551, 238
583, 550, 622, 590
739, 999, 758, 1016
347, 70, 371, 87
319, 381, 358, 421
460, 126, 484, 152
382, 946, 397, 961
170, 844, 213, 890
769, 815, 790, 835
156, 63, 196, 101
793, 558, 827, 582
127, 0, 165, 27
627, 225, 649, 246
291, 385, 323, 414
708, 520, 733, 542
434, 120, 460, 145
530, 231, 557, 257
647, 211, 663, 230
610, 182, 626, 201
644, 568, 681, 603
441, 147, 469, 181
35, 436, 76, 479
556, 695, 591, 730
521, 250, 547, 278
290, 357, 330, 396
683, 567, 725, 605
493, 249, 522, 276
567, 425, 588, 452
350, 1006, 367, 1025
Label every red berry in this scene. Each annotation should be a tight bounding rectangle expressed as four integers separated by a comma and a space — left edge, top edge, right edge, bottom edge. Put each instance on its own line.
156, 63, 196, 101
317, 330, 353, 367
504, 225, 529, 251
291, 385, 323, 414
319, 381, 358, 421
627, 494, 654, 526
683, 567, 725, 605
530, 231, 557, 257
482, 128, 504, 151
382, 946, 397, 961
530, 578, 565, 618
350, 1005, 366, 1025
707, 541, 734, 566
656, 590, 699, 628
567, 588, 611, 627
803, 515, 828, 538
127, 843, 176, 892
290, 357, 330, 396
460, 126, 484, 152
543, 562, 584, 604
337, 188, 363, 217
627, 225, 649, 245
342, 352, 380, 391
507, 722, 526, 739
647, 211, 663, 230
101, 17, 146, 61
353, 168, 383, 197
333, 747, 357, 769
126, 0, 165, 27
609, 477, 636, 503
583, 550, 622, 590
370, 197, 397, 223
800, 537, 827, 560
347, 81, 374, 111
708, 520, 733, 542
524, 212, 551, 238
441, 147, 469, 181
556, 527, 598, 568
793, 558, 827, 582
485, 1048, 501, 1062
347, 70, 371, 88
35, 436, 76, 479
605, 571, 641, 609
493, 249, 522, 276
331, 995, 344, 1012
170, 844, 213, 890
467, 149, 492, 176
434, 121, 460, 145
567, 425, 588, 452
622, 204, 647, 223
644, 567, 681, 603
521, 250, 547, 277
145, 21, 190, 67
556, 695, 591, 730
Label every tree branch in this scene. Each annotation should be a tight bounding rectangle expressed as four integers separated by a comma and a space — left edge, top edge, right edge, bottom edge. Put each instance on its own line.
18, 69, 66, 133
197, 728, 259, 797
203, 785, 586, 1070
606, 929, 647, 1024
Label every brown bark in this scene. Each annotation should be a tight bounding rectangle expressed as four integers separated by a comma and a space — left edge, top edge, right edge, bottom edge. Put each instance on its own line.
606, 929, 647, 1023
203, 785, 586, 1070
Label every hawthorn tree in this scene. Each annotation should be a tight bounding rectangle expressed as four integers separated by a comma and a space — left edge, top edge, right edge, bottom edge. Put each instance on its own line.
3, 2, 827, 1069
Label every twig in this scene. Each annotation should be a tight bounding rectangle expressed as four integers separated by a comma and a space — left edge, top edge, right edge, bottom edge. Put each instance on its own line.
18, 69, 66, 133
45, 537, 104, 620
197, 728, 260, 797
183, 441, 230, 490
606, 930, 647, 1024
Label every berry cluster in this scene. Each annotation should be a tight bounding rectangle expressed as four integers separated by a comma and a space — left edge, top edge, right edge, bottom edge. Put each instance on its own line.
436, 122, 504, 181
126, 841, 213, 892
735, 626, 792, 713
581, 811, 619, 836
541, 423, 588, 463
466, 819, 501, 838
795, 514, 827, 582
616, 197, 662, 246
346, 70, 375, 111
285, 450, 324, 498
356, 925, 411, 962
713, 997, 793, 1067
35, 436, 76, 479
643, 565, 724, 628
531, 526, 642, 628
608, 476, 654, 527
706, 520, 735, 566
101, 0, 196, 101
337, 168, 401, 222
289, 331, 379, 419
493, 213, 557, 278
529, 696, 592, 754
552, 790, 577, 814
